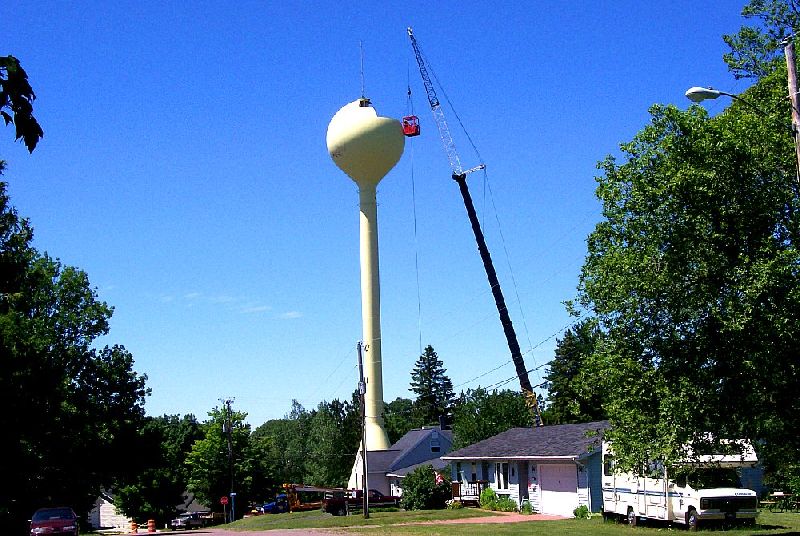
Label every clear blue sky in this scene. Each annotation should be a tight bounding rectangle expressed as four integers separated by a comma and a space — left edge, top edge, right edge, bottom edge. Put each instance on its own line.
5, 1, 753, 427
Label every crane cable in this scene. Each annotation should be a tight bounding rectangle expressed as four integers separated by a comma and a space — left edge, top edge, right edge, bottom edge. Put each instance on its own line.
407, 66, 424, 356
429, 57, 538, 376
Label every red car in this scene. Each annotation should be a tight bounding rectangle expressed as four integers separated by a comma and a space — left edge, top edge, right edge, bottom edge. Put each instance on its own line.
30, 507, 79, 536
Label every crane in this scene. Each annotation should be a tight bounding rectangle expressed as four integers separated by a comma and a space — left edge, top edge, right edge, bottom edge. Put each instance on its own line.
406, 27, 542, 425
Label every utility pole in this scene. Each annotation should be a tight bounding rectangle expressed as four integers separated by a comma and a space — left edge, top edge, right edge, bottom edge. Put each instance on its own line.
783, 35, 800, 180
220, 397, 235, 523
357, 342, 369, 519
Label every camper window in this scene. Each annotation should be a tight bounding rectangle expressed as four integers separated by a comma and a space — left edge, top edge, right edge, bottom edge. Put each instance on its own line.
603, 455, 615, 476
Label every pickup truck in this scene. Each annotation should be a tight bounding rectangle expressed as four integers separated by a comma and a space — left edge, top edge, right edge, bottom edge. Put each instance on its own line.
322, 489, 401, 516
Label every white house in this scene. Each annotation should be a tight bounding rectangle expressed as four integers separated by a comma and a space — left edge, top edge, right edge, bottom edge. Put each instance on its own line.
88, 491, 132, 530
442, 421, 609, 517
349, 426, 453, 496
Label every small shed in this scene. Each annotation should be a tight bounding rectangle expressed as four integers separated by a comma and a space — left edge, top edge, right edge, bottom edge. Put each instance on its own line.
442, 421, 609, 516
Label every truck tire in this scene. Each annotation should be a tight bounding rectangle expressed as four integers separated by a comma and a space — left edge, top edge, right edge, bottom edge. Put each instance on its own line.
686, 508, 699, 531
627, 507, 637, 526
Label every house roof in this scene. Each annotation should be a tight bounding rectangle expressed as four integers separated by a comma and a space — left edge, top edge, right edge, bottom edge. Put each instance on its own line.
386, 456, 449, 478
365, 426, 453, 476
442, 421, 609, 461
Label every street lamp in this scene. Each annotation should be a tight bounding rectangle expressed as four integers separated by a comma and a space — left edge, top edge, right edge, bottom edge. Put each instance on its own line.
685, 37, 800, 180
686, 84, 800, 179
684, 86, 736, 103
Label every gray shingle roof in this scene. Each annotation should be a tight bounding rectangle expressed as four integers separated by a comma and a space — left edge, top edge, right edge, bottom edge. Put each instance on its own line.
443, 421, 609, 460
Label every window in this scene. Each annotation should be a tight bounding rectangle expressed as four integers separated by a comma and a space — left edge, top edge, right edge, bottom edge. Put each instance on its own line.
471, 463, 477, 482
603, 455, 615, 476
496, 462, 510, 490
430, 430, 440, 453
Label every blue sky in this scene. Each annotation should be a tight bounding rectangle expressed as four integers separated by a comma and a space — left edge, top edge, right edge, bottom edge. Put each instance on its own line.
5, 1, 753, 426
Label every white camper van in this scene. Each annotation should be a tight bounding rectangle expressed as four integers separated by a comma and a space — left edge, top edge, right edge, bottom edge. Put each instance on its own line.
602, 440, 759, 530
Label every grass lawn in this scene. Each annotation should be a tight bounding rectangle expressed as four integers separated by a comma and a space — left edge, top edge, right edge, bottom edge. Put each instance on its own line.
226, 509, 800, 535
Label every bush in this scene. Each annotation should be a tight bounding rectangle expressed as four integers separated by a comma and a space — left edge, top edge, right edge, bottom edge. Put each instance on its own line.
400, 465, 451, 510
479, 487, 498, 510
573, 504, 590, 519
496, 497, 518, 512
446, 499, 464, 509
520, 500, 534, 515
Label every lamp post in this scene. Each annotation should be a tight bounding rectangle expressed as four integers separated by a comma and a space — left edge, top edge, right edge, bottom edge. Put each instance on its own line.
685, 37, 800, 178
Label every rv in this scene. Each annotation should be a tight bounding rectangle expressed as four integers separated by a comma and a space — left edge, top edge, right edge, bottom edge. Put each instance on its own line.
602, 440, 759, 529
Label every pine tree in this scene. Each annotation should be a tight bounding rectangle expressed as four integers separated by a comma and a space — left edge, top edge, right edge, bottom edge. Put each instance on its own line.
409, 345, 454, 425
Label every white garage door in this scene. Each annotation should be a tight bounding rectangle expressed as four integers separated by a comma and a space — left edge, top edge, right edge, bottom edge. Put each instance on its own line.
539, 464, 578, 517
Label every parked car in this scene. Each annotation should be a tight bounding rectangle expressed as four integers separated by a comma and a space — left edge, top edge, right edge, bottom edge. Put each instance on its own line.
30, 507, 79, 536
262, 493, 289, 514
322, 489, 400, 516
170, 511, 208, 530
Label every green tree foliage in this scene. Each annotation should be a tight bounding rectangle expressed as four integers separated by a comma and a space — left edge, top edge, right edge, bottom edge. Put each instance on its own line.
251, 397, 360, 490
0, 182, 149, 531
114, 414, 202, 525
384, 397, 420, 444
451, 388, 533, 449
723, 0, 800, 79
304, 398, 360, 487
185, 405, 275, 517
409, 345, 454, 425
253, 400, 311, 486
399, 465, 450, 510
542, 319, 606, 424
0, 55, 43, 152
577, 65, 799, 472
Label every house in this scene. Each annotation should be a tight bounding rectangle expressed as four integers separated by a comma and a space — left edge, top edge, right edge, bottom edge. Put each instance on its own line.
88, 491, 133, 530
442, 421, 609, 517
349, 426, 453, 496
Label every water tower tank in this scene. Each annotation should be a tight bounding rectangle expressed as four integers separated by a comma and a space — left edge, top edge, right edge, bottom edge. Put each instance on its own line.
327, 99, 405, 186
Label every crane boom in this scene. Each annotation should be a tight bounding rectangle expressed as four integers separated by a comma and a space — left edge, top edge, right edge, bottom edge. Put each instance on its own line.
406, 27, 541, 425
407, 27, 468, 177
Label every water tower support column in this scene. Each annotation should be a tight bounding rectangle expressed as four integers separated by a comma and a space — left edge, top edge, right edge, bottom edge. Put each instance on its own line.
359, 183, 390, 451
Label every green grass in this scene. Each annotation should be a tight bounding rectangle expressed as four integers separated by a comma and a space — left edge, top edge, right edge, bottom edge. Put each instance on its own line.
226, 507, 497, 531
225, 509, 800, 535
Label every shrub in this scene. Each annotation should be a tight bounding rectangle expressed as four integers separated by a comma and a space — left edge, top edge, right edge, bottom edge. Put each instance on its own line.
573, 504, 590, 519
400, 465, 451, 510
496, 497, 518, 512
445, 499, 464, 509
520, 500, 534, 515
479, 487, 498, 510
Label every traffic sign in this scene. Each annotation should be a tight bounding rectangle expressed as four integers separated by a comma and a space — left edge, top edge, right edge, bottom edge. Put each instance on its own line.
220, 496, 229, 505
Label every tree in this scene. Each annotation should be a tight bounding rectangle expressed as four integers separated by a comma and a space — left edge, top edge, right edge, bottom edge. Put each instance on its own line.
542, 318, 606, 424
577, 64, 799, 472
0, 184, 149, 532
185, 405, 266, 516
723, 0, 800, 79
409, 345, 454, 425
1, 55, 43, 152
304, 397, 360, 487
252, 400, 311, 487
451, 388, 534, 449
383, 397, 420, 444
399, 465, 450, 510
114, 414, 202, 525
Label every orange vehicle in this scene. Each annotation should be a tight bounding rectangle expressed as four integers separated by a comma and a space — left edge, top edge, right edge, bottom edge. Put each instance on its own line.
281, 483, 331, 512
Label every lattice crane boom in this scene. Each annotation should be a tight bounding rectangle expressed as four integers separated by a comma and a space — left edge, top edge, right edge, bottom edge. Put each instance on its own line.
406, 27, 541, 425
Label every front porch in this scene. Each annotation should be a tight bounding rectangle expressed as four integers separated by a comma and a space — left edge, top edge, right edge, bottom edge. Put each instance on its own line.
451, 480, 490, 506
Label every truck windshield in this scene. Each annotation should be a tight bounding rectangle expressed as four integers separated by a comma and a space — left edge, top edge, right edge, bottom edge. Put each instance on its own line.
689, 468, 742, 489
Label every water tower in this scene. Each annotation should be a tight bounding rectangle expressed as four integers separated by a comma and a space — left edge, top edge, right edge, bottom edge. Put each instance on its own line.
327, 98, 405, 451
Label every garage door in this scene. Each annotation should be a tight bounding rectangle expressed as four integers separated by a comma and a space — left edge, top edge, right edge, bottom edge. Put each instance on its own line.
539, 464, 578, 517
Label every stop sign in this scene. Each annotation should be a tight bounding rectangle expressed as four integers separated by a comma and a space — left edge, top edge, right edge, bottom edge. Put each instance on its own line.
220, 496, 229, 505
